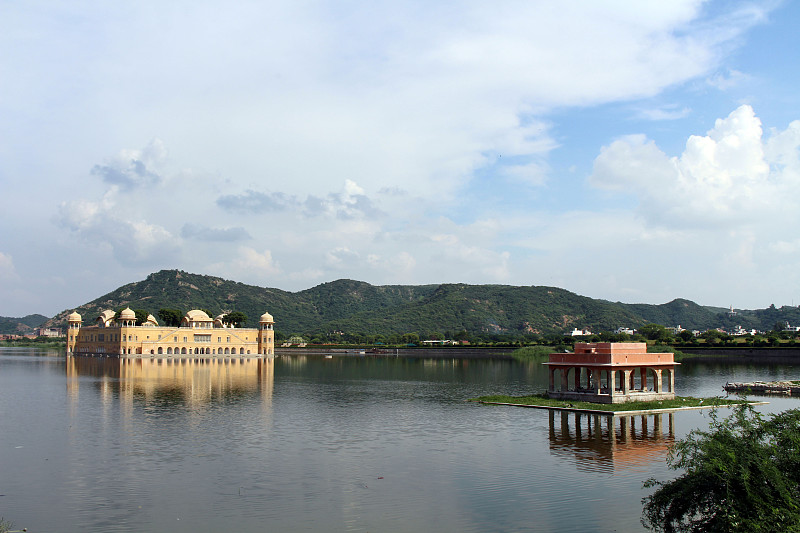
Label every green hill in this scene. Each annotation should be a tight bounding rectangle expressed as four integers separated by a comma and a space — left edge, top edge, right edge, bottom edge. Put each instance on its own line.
0, 314, 49, 335
41, 269, 800, 338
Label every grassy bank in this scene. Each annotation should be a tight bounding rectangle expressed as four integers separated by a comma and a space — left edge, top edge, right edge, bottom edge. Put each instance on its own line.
0, 339, 65, 348
470, 393, 746, 412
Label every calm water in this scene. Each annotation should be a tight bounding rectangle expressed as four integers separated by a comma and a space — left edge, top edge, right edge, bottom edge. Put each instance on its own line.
1, 348, 798, 533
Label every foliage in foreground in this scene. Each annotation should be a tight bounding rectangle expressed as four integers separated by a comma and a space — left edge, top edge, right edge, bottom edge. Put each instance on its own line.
642, 403, 800, 532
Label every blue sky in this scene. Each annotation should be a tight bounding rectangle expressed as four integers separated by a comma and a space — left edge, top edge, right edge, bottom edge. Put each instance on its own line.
2, 0, 800, 317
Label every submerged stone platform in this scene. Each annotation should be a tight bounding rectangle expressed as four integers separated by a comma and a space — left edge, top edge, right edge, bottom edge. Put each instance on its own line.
724, 380, 800, 395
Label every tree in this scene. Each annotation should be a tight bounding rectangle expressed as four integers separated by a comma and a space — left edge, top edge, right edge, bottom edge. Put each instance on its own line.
158, 308, 183, 327
641, 403, 800, 532
401, 333, 419, 345
639, 323, 674, 343
222, 311, 247, 327
700, 329, 724, 345
133, 309, 149, 326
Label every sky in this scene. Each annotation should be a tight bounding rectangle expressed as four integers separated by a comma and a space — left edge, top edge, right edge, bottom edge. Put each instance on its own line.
2, 0, 800, 317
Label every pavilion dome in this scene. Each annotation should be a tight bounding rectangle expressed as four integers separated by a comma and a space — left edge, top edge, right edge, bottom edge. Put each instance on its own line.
185, 309, 211, 321
146, 314, 158, 325
68, 311, 82, 322
259, 312, 274, 323
119, 308, 136, 320
97, 310, 115, 325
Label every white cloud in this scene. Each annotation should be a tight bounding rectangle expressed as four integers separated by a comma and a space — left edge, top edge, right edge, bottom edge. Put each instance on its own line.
0, 252, 19, 281
589, 105, 797, 228
637, 106, 691, 121
57, 196, 178, 265
90, 138, 168, 189
325, 247, 360, 269
232, 248, 281, 276
707, 69, 748, 90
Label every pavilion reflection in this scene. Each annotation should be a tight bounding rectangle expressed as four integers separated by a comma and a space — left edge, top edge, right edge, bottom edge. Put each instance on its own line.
65, 356, 274, 409
548, 410, 675, 473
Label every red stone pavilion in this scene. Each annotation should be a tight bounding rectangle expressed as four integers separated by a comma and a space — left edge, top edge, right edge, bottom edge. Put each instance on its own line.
544, 342, 678, 404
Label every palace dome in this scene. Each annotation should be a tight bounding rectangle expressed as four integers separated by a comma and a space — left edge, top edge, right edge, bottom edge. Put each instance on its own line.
68, 311, 82, 322
259, 312, 274, 323
185, 309, 211, 321
119, 308, 135, 320
146, 314, 158, 325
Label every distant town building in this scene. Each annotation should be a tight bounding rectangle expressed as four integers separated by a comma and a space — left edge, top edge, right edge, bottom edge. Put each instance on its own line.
66, 308, 275, 357
33, 327, 62, 337
570, 328, 592, 336
544, 342, 678, 404
614, 327, 634, 336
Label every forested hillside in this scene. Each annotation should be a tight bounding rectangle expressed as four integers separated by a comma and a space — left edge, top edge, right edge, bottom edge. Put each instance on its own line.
0, 314, 49, 335
41, 269, 799, 339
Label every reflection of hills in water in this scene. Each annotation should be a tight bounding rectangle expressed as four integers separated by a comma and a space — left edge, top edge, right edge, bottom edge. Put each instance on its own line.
66, 356, 274, 406
548, 410, 675, 473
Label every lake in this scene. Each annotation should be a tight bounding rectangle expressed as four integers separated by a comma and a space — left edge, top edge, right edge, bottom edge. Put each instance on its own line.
1, 347, 798, 532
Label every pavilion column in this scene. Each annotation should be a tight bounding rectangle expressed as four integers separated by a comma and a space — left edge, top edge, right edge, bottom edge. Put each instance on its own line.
549, 367, 555, 392
654, 369, 663, 393
573, 367, 581, 391
561, 368, 569, 392
669, 368, 675, 393
622, 370, 631, 395
592, 368, 601, 394
609, 370, 616, 400
629, 371, 635, 392
640, 367, 648, 391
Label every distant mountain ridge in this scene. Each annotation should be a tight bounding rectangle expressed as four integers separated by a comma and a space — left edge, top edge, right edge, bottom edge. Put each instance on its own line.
0, 314, 49, 335
39, 269, 800, 337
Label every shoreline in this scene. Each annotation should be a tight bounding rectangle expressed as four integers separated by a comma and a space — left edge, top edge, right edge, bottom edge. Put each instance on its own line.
475, 400, 767, 416
470, 393, 763, 415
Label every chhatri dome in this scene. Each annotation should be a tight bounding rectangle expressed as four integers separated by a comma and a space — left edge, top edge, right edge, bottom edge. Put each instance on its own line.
119, 308, 136, 321
260, 312, 274, 323
185, 309, 211, 321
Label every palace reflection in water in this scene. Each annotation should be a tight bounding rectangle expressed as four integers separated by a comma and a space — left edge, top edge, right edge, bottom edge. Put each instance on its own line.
65, 355, 274, 409
548, 410, 676, 473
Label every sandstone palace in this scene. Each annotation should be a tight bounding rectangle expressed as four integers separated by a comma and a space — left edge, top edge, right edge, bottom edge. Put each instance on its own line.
66, 308, 275, 358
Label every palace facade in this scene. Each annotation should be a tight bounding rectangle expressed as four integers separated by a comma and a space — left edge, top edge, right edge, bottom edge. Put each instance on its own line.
66, 308, 275, 358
